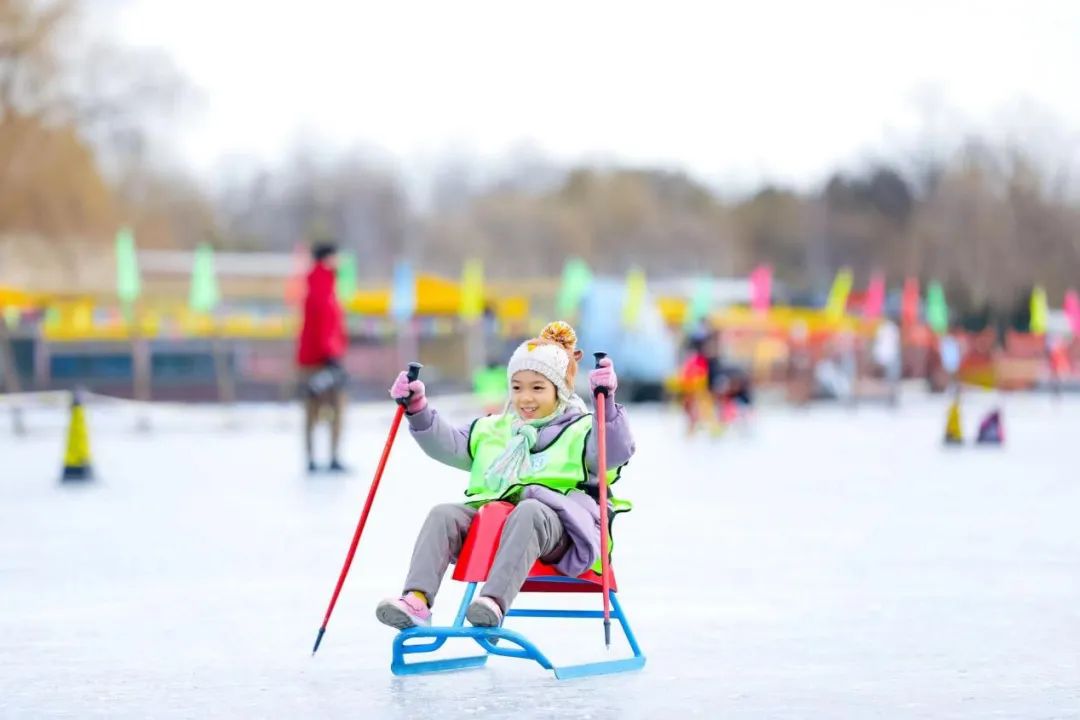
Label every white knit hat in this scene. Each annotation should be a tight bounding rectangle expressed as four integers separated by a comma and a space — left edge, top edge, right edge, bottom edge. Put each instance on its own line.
506, 321, 582, 404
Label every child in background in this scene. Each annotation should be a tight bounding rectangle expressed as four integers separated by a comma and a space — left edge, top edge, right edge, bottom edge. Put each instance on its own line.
376, 321, 635, 629
679, 335, 711, 433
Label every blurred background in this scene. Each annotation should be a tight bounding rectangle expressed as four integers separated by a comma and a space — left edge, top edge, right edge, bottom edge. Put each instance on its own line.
2, 0, 1079, 409
5, 2, 1080, 715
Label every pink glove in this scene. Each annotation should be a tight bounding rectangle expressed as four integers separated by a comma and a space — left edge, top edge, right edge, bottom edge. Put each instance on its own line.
588, 357, 618, 396
390, 371, 427, 414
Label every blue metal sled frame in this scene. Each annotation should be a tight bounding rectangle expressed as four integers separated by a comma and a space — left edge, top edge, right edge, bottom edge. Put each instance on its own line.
391, 577, 646, 680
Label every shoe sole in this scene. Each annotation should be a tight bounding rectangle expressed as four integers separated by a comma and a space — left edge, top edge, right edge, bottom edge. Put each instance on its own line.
465, 601, 502, 628
375, 601, 430, 630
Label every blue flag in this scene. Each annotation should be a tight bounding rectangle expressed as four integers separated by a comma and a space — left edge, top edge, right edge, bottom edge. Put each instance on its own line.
390, 260, 416, 321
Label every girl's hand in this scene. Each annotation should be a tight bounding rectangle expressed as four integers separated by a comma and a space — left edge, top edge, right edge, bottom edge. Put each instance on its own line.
390, 371, 427, 414
589, 357, 618, 396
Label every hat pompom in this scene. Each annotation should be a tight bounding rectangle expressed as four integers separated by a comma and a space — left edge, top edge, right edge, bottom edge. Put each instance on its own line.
540, 321, 577, 352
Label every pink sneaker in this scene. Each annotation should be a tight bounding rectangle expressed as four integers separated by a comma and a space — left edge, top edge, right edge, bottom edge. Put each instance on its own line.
465, 595, 504, 627
375, 594, 432, 629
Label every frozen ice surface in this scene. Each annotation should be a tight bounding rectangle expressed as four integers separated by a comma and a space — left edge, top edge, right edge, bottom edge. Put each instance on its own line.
2, 394, 1079, 718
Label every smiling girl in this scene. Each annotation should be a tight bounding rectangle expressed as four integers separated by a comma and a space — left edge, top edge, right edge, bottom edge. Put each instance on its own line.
375, 321, 635, 630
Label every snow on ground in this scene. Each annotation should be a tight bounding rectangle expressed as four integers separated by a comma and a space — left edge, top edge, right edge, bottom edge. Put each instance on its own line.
1, 392, 1079, 718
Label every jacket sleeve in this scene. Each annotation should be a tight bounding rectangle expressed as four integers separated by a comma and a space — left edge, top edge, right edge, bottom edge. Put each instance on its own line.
405, 406, 475, 472
584, 395, 635, 476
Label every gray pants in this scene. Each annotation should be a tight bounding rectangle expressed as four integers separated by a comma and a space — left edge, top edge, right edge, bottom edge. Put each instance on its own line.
403, 500, 568, 611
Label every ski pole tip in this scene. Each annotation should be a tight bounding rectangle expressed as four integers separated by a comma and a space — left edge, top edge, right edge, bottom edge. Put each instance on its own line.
312, 626, 326, 656
603, 620, 611, 649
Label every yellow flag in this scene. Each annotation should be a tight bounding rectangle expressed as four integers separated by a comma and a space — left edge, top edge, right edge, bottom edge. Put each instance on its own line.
1029, 285, 1049, 335
825, 268, 854, 321
459, 258, 485, 321
622, 267, 648, 328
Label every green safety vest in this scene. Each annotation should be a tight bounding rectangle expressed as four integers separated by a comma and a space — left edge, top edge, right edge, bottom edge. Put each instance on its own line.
466, 413, 630, 574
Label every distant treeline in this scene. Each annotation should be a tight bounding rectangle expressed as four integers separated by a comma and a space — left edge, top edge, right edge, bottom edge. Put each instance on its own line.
4, 0, 1079, 331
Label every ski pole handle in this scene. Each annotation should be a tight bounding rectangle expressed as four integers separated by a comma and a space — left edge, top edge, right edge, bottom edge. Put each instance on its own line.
592, 351, 609, 398
396, 362, 423, 407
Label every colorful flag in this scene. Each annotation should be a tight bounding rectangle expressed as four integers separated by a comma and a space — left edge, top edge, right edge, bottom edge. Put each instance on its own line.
1029, 285, 1049, 335
684, 276, 714, 330
749, 264, 772, 314
863, 271, 886, 320
824, 267, 853, 321
925, 281, 949, 335
901, 277, 920, 328
115, 227, 141, 306
1064, 289, 1080, 336
189, 243, 220, 314
336, 251, 358, 305
459, 258, 485, 321
390, 260, 416, 321
285, 243, 307, 308
621, 267, 648, 328
556, 258, 592, 318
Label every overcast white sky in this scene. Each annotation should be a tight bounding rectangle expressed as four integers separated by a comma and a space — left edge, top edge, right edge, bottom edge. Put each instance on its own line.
97, 0, 1080, 192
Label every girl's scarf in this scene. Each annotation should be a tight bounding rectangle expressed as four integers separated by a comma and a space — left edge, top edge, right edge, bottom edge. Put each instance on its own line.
482, 405, 562, 494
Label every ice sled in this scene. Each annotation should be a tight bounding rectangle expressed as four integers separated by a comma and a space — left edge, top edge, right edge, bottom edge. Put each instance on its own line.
390, 500, 646, 680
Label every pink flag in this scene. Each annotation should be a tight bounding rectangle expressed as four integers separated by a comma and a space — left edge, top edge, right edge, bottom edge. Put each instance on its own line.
285, 242, 307, 308
750, 264, 772, 314
901, 277, 919, 328
863, 271, 886, 320
1065, 289, 1080, 335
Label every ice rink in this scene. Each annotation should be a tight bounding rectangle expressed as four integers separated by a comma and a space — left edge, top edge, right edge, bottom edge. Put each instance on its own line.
2, 393, 1079, 718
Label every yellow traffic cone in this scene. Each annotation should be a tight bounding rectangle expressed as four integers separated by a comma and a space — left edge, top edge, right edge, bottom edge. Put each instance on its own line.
61, 390, 93, 481
944, 396, 964, 446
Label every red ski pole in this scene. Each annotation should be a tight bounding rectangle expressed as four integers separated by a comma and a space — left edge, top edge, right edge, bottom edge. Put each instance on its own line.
312, 361, 422, 655
592, 351, 613, 648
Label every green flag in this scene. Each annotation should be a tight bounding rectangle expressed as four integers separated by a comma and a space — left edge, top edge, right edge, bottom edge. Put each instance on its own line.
824, 267, 853, 320
622, 267, 648, 328
336, 251, 358, 304
115, 227, 141, 306
189, 243, 220, 314
556, 258, 592, 318
684, 276, 714, 329
925, 281, 949, 335
1029, 285, 1049, 335
459, 258, 485, 321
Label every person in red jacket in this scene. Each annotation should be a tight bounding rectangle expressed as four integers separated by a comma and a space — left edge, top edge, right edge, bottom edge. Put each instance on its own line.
297, 242, 348, 472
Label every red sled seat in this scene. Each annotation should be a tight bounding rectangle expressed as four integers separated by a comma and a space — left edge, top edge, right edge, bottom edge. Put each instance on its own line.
452, 500, 617, 593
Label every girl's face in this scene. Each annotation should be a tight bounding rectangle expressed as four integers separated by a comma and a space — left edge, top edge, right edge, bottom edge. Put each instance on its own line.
511, 370, 558, 420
